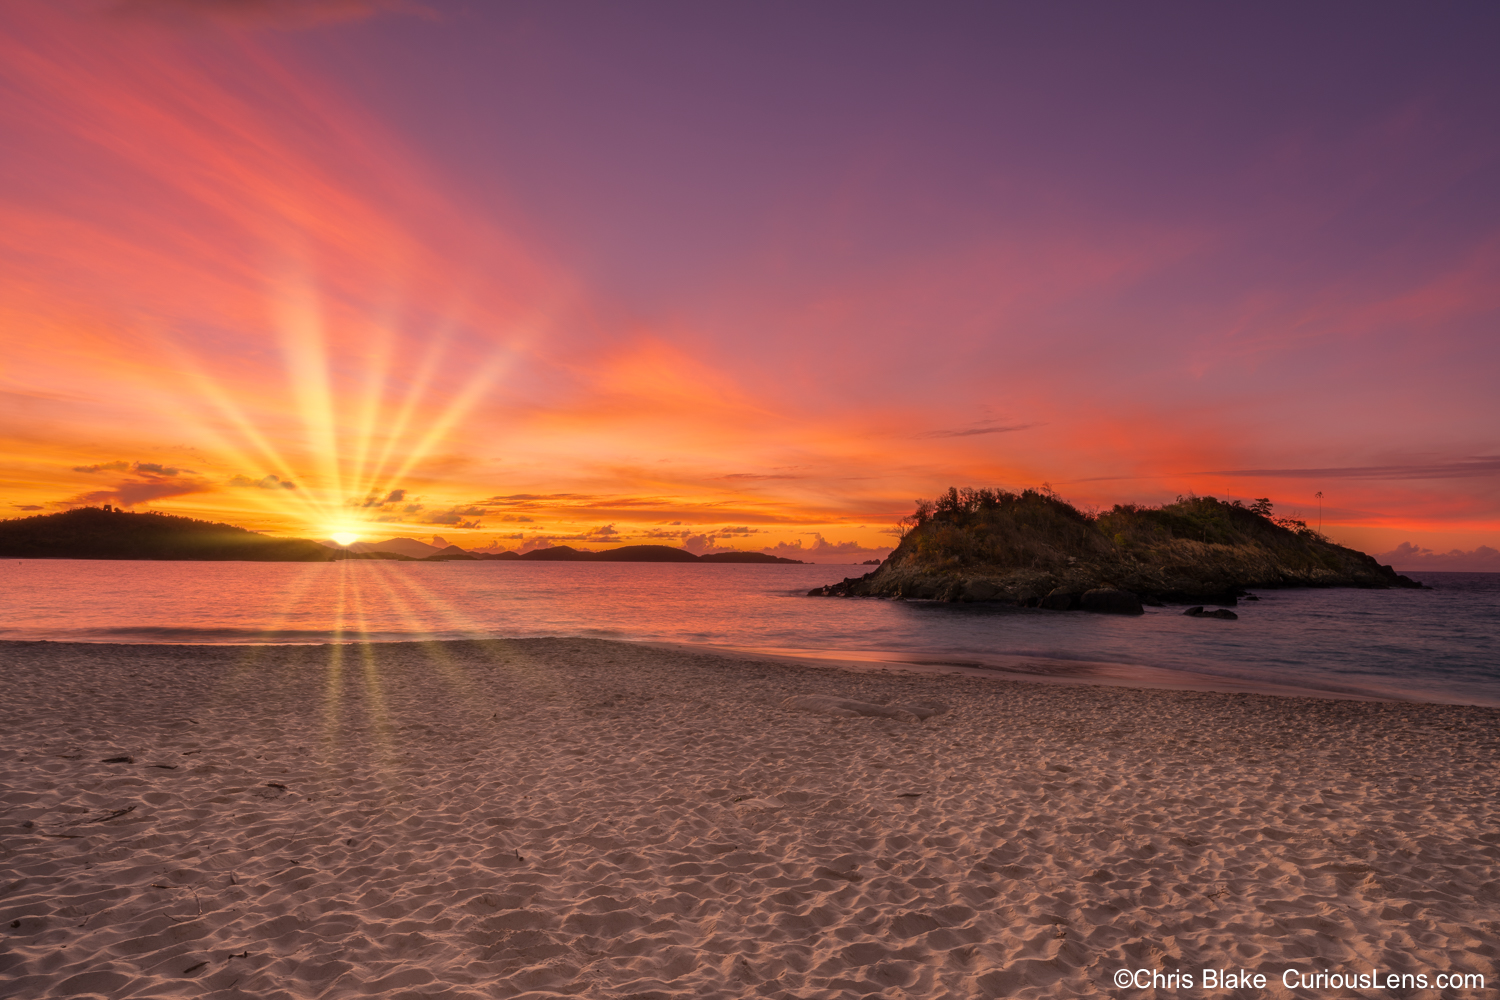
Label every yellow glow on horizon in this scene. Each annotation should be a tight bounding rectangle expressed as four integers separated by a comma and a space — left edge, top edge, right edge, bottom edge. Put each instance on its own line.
332, 532, 359, 546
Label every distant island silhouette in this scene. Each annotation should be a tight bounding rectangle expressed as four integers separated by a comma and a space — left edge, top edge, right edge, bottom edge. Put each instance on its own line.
0, 508, 804, 563
0, 508, 402, 561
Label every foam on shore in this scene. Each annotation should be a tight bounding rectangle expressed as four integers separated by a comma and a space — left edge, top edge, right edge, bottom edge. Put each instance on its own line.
2, 638, 1496, 998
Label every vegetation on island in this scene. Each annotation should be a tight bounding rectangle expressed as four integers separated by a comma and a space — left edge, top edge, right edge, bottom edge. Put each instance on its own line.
813, 487, 1418, 606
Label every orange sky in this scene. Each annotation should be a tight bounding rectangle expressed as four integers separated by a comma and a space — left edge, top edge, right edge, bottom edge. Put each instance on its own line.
3, 3, 1498, 564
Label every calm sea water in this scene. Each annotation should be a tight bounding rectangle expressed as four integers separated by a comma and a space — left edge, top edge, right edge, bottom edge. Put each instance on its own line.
1, 560, 1495, 707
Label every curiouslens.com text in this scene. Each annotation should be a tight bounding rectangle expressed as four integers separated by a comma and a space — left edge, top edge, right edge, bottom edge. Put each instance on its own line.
1112, 967, 1488, 992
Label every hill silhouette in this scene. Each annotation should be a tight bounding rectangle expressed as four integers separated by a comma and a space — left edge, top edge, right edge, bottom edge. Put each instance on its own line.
0, 508, 407, 561
0, 508, 807, 564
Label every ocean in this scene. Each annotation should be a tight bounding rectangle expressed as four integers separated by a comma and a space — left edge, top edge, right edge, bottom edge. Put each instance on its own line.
1, 559, 1495, 707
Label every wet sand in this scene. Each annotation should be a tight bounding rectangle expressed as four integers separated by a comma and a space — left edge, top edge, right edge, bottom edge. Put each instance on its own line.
1, 638, 1496, 998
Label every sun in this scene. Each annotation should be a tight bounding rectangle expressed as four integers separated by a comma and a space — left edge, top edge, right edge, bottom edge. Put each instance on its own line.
331, 532, 360, 546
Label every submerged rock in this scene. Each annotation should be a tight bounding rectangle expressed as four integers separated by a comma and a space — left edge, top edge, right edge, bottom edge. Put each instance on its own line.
1078, 588, 1144, 615
962, 579, 1002, 602
1039, 588, 1079, 611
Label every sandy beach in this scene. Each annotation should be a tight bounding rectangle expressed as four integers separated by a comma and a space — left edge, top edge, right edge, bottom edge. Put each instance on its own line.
1, 637, 1496, 998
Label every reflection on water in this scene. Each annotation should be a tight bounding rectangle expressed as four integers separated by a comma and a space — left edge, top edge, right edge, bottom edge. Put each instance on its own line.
1, 560, 1495, 707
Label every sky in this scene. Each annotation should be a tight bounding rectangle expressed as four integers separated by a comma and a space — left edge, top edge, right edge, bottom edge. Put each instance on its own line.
2, 1, 1498, 566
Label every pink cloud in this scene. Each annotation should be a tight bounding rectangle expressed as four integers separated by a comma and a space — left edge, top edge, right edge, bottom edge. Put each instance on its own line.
1376, 542, 1500, 573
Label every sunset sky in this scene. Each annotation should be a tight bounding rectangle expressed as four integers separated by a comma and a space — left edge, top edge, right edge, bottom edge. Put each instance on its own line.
2, 1, 1498, 565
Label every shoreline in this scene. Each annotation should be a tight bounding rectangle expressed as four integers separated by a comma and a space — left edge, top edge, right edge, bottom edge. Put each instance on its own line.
4, 634, 1496, 709
641, 640, 1482, 707
2, 637, 1496, 997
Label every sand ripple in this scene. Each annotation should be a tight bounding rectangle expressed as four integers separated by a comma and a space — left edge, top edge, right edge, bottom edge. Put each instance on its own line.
1, 638, 1496, 997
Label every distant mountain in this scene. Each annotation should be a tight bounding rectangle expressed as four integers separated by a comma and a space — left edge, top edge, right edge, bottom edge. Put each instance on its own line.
426, 544, 478, 561
0, 509, 814, 564
596, 545, 700, 562
348, 536, 444, 559
0, 508, 397, 561
516, 545, 594, 561
698, 551, 805, 564
509, 544, 802, 563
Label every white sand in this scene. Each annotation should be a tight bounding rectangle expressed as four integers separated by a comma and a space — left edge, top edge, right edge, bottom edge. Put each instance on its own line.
1, 638, 1496, 998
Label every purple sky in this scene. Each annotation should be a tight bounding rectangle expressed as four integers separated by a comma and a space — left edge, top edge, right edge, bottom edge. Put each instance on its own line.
4, 1, 1498, 562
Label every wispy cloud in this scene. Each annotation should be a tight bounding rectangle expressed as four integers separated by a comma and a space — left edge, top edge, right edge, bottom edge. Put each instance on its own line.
421, 504, 485, 526
916, 422, 1039, 439
69, 477, 211, 507
229, 473, 297, 489
107, 0, 421, 29
760, 533, 892, 563
1207, 457, 1500, 481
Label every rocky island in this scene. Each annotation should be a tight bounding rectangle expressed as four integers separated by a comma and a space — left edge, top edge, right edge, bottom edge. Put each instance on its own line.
811, 488, 1419, 611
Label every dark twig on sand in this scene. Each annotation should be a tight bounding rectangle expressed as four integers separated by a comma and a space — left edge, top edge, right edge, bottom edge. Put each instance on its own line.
87, 805, 136, 823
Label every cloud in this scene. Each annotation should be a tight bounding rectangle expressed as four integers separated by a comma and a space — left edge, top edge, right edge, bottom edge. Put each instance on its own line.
66, 458, 213, 507
229, 473, 297, 489
478, 493, 587, 508
499, 514, 534, 522
721, 473, 804, 481
108, 0, 420, 29
421, 505, 485, 526
680, 532, 761, 555
642, 525, 768, 554
13, 504, 44, 511
760, 533, 893, 563
471, 492, 806, 526
1207, 457, 1500, 481
75, 460, 196, 477
916, 422, 1040, 439
69, 477, 211, 507
1375, 542, 1500, 572
355, 488, 417, 510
